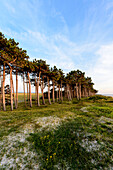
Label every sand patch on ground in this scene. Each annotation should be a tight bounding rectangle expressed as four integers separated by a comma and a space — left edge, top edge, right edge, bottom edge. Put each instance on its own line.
0, 115, 70, 169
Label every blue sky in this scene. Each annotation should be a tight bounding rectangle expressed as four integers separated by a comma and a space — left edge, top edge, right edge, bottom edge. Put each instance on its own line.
0, 0, 113, 93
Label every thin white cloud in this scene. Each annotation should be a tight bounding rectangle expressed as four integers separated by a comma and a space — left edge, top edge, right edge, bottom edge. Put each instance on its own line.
51, 8, 68, 34
1, 27, 98, 70
87, 43, 113, 93
2, 28, 113, 93
4, 1, 16, 14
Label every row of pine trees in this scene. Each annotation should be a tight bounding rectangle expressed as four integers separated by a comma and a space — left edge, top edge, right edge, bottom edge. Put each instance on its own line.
0, 32, 97, 111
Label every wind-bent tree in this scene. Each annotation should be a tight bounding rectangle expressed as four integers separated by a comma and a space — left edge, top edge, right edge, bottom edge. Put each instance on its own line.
33, 59, 48, 105
23, 60, 35, 107
0, 32, 8, 111
14, 48, 29, 108
50, 66, 59, 103
0, 31, 98, 111
65, 73, 72, 101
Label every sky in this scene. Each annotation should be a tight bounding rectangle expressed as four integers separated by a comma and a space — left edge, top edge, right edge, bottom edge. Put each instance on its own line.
0, 0, 113, 94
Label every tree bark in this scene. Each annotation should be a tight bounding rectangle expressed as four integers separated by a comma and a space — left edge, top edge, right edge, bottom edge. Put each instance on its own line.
23, 74, 26, 107
37, 72, 40, 106
2, 64, 6, 111
27, 81, 29, 105
52, 80, 55, 103
35, 79, 37, 105
57, 85, 58, 102
41, 81, 45, 105
12, 76, 16, 108
76, 83, 79, 100
10, 68, 13, 111
67, 84, 71, 101
27, 72, 32, 107
69, 85, 72, 101
79, 83, 81, 100
15, 70, 18, 109
40, 76, 45, 105
47, 76, 51, 104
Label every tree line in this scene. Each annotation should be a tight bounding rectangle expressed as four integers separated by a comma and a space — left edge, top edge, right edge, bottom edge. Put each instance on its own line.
0, 32, 97, 111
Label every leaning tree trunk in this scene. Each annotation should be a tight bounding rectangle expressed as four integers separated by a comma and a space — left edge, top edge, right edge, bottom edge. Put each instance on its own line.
52, 80, 55, 103
37, 72, 40, 106
47, 76, 51, 105
15, 70, 18, 109
35, 79, 37, 105
40, 75, 45, 105
27, 72, 32, 107
69, 85, 72, 101
23, 74, 26, 107
41, 79, 45, 105
2, 64, 6, 111
12, 76, 16, 108
10, 68, 13, 111
27, 80, 29, 105
78, 83, 81, 100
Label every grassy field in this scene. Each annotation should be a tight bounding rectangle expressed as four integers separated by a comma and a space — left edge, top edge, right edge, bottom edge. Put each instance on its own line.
0, 95, 113, 169
17, 93, 42, 103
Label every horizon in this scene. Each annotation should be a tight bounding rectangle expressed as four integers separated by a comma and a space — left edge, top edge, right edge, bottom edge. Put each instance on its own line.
17, 92, 113, 95
0, 0, 113, 93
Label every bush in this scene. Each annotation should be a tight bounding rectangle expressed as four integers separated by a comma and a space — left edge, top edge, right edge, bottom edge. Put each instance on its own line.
88, 95, 111, 101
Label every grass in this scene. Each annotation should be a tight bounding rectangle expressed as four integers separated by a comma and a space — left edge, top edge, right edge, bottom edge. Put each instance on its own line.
17, 93, 42, 102
0, 95, 113, 169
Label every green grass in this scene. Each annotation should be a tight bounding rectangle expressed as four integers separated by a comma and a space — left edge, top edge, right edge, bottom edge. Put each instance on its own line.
27, 117, 113, 169
0, 98, 77, 138
0, 95, 113, 169
18, 92, 41, 102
